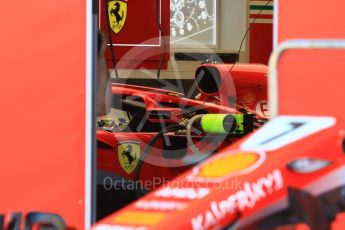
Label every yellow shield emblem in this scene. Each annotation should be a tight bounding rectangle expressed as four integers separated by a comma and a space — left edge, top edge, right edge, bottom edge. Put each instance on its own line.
118, 142, 140, 174
108, 0, 127, 34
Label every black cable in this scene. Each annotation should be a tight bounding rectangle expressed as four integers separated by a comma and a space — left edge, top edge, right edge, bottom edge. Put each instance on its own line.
230, 0, 273, 72
105, 0, 119, 79
156, 0, 167, 80
134, 124, 186, 197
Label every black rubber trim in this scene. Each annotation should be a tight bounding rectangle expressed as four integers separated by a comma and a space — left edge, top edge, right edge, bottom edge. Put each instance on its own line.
174, 52, 239, 63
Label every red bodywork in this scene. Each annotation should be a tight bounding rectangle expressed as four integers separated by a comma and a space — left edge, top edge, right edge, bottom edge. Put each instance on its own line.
95, 64, 269, 222
94, 117, 345, 229
94, 65, 345, 229
195, 64, 268, 119
97, 83, 245, 185
97, 63, 268, 188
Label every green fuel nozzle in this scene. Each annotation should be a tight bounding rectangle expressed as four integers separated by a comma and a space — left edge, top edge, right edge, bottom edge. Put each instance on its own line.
199, 114, 253, 135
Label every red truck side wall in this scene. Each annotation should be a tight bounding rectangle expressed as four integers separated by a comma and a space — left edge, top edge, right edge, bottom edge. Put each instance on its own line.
0, 1, 88, 229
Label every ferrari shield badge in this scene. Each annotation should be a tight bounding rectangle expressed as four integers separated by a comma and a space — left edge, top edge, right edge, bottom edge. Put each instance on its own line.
108, 0, 127, 34
118, 142, 140, 174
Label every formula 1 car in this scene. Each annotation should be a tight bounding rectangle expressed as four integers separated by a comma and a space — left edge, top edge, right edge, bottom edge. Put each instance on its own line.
95, 114, 345, 230
96, 63, 268, 219
93, 40, 345, 229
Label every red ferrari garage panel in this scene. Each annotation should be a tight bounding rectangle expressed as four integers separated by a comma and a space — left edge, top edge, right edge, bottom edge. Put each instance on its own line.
249, 23, 273, 65
99, 0, 170, 69
249, 0, 274, 65
0, 1, 90, 229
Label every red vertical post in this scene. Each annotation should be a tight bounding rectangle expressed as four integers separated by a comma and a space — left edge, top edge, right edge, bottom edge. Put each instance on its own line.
0, 0, 91, 229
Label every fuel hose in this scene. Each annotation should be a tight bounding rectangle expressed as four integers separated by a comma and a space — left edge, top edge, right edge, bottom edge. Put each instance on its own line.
186, 114, 236, 156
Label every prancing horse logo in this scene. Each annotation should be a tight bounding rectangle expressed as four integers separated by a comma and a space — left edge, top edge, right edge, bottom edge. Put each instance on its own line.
118, 142, 140, 174
108, 0, 127, 34
122, 145, 136, 165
